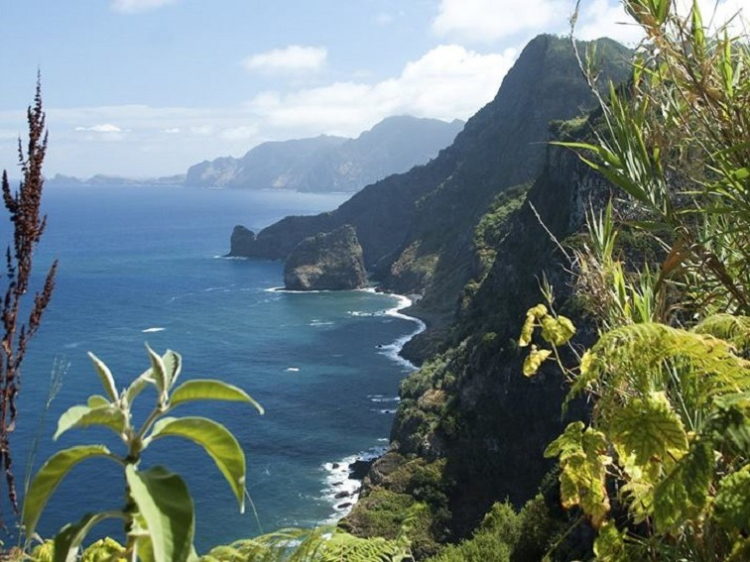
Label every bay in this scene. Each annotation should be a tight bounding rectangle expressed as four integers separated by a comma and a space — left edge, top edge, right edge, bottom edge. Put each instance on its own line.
7, 185, 419, 552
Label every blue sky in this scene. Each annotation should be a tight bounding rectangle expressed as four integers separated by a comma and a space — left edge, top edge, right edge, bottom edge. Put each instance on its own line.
0, 0, 743, 178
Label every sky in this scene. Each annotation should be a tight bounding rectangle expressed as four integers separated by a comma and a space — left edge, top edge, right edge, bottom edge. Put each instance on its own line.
0, 0, 745, 178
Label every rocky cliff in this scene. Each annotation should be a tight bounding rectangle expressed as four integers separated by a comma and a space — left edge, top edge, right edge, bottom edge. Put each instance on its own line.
230, 35, 631, 340
283, 225, 367, 291
185, 116, 463, 192
227, 33, 633, 556
340, 114, 617, 559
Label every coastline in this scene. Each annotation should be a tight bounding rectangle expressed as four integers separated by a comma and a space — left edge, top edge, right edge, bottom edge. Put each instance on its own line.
319, 289, 426, 522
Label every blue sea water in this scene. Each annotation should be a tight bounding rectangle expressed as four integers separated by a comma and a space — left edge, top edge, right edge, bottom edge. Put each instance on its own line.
8, 185, 421, 552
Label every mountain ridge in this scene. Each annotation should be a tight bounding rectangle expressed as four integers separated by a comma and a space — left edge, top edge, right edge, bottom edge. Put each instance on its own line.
185, 115, 465, 192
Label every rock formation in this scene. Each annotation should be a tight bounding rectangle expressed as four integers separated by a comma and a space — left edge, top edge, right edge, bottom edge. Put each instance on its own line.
283, 225, 367, 291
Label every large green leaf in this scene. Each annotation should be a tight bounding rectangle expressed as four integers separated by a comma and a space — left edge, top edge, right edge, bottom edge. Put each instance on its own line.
22, 445, 116, 543
53, 404, 127, 441
87, 352, 119, 402
53, 511, 125, 562
169, 379, 264, 414
144, 417, 246, 512
126, 465, 195, 562
609, 391, 688, 466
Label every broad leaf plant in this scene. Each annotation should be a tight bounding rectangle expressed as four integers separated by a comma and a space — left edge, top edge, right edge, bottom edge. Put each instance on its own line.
21, 346, 263, 562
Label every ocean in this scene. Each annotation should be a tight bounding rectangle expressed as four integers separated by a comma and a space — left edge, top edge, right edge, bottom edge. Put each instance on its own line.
8, 184, 421, 552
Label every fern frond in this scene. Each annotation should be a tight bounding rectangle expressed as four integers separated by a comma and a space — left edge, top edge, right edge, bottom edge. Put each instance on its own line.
573, 322, 750, 423
206, 526, 413, 561
693, 313, 750, 355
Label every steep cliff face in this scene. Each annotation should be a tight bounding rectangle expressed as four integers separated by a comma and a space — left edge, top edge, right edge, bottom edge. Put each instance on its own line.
283, 225, 367, 290
344, 121, 615, 548
230, 35, 631, 338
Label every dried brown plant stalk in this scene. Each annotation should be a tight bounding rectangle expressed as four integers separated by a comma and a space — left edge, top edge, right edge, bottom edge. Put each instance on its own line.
0, 80, 57, 524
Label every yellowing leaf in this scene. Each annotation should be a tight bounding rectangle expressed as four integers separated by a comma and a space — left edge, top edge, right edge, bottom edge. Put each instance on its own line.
519, 314, 535, 347
593, 521, 628, 562
541, 316, 576, 346
715, 466, 750, 532
528, 304, 548, 319
609, 391, 688, 466
546, 422, 611, 526
652, 441, 712, 532
523, 346, 551, 377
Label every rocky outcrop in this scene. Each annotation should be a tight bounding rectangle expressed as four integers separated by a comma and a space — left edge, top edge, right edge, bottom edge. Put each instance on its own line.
283, 225, 367, 290
229, 225, 257, 257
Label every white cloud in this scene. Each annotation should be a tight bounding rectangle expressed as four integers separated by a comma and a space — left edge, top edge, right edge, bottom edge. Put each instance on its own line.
432, 0, 746, 45
433, 0, 571, 42
75, 123, 123, 133
244, 46, 328, 74
575, 0, 644, 44
244, 45, 517, 137
693, 0, 747, 33
164, 127, 181, 134
111, 0, 179, 13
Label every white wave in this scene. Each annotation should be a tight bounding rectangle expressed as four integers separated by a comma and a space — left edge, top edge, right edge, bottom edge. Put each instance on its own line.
142, 327, 166, 333
348, 310, 380, 317
286, 367, 300, 372
356, 288, 426, 370
268, 287, 334, 294
367, 395, 401, 403
319, 446, 387, 523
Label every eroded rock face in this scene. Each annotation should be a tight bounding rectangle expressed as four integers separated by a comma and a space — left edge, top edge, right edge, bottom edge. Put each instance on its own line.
229, 225, 256, 256
283, 225, 367, 290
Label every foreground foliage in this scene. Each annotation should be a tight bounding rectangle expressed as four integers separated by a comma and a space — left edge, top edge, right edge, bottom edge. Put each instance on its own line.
22, 347, 262, 562
521, 0, 750, 559
0, 80, 57, 521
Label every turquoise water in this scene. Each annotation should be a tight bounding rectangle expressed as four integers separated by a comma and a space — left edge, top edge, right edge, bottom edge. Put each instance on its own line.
9, 185, 419, 551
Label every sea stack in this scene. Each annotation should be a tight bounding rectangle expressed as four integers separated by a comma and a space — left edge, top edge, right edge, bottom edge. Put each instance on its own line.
284, 225, 367, 290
